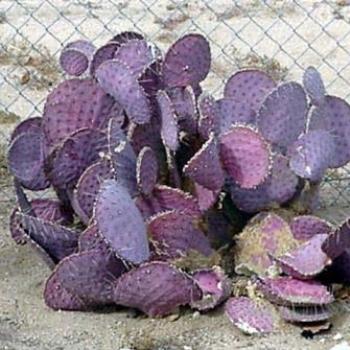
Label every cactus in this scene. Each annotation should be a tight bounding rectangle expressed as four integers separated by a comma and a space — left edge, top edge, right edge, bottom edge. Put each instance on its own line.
6, 32, 350, 333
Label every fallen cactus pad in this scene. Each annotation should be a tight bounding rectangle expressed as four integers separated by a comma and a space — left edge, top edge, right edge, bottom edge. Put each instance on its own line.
95, 179, 150, 264
113, 261, 202, 317
257, 277, 334, 306
190, 266, 231, 311
235, 213, 298, 276
274, 233, 331, 279
225, 297, 279, 334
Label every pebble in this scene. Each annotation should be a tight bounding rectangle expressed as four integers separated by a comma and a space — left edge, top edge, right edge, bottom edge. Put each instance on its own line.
330, 341, 350, 350
334, 333, 344, 341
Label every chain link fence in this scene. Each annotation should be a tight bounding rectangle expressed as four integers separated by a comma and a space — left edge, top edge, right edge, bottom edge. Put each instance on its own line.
1, 0, 350, 216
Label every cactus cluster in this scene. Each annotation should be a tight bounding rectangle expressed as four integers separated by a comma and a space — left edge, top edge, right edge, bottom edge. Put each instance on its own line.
7, 31, 350, 334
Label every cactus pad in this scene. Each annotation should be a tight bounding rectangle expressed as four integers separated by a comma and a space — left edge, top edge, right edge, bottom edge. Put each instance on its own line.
148, 210, 213, 259
225, 297, 278, 334
218, 98, 256, 134
322, 217, 350, 260
274, 233, 331, 279
290, 215, 333, 241
49, 249, 125, 305
157, 90, 179, 151
60, 40, 95, 76
229, 153, 298, 213
95, 179, 150, 264
198, 94, 221, 138
302, 66, 326, 106
162, 34, 210, 88
113, 261, 202, 317
288, 130, 335, 182
190, 266, 231, 311
220, 126, 272, 189
308, 95, 350, 168
16, 212, 79, 262
257, 277, 334, 306
8, 131, 49, 190
136, 147, 158, 195
73, 160, 113, 224
183, 133, 224, 191
257, 82, 307, 150
279, 305, 332, 323
235, 212, 298, 276
224, 69, 276, 113
135, 185, 201, 219
96, 59, 151, 124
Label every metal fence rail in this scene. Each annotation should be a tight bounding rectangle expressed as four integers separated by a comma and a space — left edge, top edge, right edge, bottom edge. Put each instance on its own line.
1, 0, 350, 212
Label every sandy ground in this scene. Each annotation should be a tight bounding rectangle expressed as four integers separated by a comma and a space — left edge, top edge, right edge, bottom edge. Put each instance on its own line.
2, 0, 350, 349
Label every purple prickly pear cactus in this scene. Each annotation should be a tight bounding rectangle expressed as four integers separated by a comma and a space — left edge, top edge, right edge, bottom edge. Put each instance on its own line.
7, 32, 350, 328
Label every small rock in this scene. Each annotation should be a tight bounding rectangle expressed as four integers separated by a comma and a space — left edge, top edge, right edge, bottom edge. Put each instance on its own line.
334, 333, 344, 341
192, 311, 200, 319
330, 341, 350, 350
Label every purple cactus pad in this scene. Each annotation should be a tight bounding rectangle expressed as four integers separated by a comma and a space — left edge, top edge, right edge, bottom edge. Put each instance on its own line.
167, 86, 197, 134
198, 94, 221, 138
90, 42, 120, 76
194, 183, 220, 212
274, 233, 331, 279
224, 69, 276, 113
290, 215, 333, 241
96, 59, 151, 124
114, 39, 160, 78
95, 179, 150, 264
16, 212, 79, 262
8, 131, 49, 190
113, 261, 202, 317
78, 224, 108, 252
10, 117, 42, 141
220, 126, 272, 189
184, 133, 224, 191
43, 78, 116, 150
257, 82, 307, 150
256, 277, 334, 306
44, 271, 91, 311
47, 128, 106, 189
157, 90, 179, 151
148, 210, 213, 259
52, 249, 125, 304
225, 297, 278, 334
218, 98, 256, 134
162, 34, 211, 88
302, 66, 326, 106
288, 130, 335, 182
190, 266, 231, 311
136, 147, 158, 195
73, 160, 113, 224
308, 95, 350, 168
135, 185, 201, 219
60, 40, 95, 76
322, 218, 350, 260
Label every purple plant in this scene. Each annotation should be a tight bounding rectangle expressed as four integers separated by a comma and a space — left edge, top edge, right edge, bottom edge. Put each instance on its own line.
7, 31, 350, 334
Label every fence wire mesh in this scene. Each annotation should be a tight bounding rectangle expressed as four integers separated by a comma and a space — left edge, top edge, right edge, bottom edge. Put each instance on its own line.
1, 0, 350, 216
